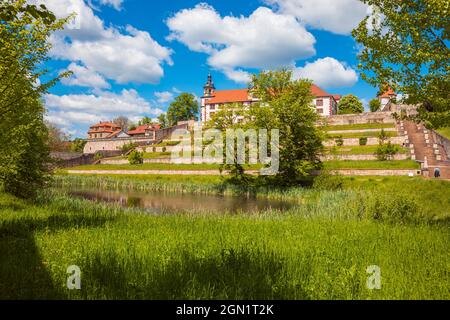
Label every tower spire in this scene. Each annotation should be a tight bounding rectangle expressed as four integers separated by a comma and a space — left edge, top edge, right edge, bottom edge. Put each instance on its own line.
203, 72, 215, 97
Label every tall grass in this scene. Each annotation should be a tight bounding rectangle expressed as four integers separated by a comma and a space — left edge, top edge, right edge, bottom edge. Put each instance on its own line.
0, 191, 448, 300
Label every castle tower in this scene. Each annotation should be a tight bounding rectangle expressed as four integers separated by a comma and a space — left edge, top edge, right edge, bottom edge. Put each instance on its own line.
203, 72, 215, 97
201, 73, 216, 123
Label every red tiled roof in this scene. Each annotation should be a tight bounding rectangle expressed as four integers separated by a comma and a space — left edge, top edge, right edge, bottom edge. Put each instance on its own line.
127, 125, 149, 135
205, 89, 252, 104
379, 87, 397, 98
311, 84, 332, 97
106, 129, 123, 138
90, 121, 121, 129
88, 129, 115, 134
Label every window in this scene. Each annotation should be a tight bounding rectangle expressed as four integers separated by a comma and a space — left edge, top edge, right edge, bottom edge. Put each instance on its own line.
210, 105, 215, 110
316, 99, 324, 107
317, 108, 323, 114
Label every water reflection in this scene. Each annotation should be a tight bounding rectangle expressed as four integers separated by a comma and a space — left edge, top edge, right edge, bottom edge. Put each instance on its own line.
66, 188, 296, 214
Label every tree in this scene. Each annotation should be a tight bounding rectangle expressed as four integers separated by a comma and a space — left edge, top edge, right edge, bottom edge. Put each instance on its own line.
352, 0, 450, 128
0, 0, 69, 198
338, 94, 364, 114
249, 69, 324, 183
113, 116, 130, 131
46, 122, 70, 152
70, 138, 87, 153
157, 113, 169, 128
369, 99, 382, 112
167, 93, 199, 126
138, 116, 152, 126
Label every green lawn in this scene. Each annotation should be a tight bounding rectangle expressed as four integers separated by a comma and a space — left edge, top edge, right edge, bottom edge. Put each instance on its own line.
437, 127, 450, 140
326, 131, 398, 139
1, 175, 449, 299
65, 163, 262, 171
325, 145, 409, 155
323, 123, 396, 131
324, 160, 420, 170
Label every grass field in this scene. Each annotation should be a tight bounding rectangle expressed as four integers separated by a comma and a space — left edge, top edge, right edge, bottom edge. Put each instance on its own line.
64, 163, 263, 171
324, 160, 420, 170
437, 127, 450, 140
323, 123, 396, 131
1, 174, 449, 299
325, 145, 409, 155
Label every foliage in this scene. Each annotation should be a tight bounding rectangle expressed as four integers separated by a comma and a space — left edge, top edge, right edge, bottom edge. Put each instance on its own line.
375, 142, 400, 161
128, 150, 144, 165
167, 93, 199, 126
359, 137, 368, 146
338, 94, 364, 114
46, 122, 70, 152
93, 153, 103, 161
120, 142, 138, 153
138, 116, 153, 126
0, 0, 69, 198
369, 99, 382, 112
248, 69, 324, 184
70, 138, 87, 153
335, 136, 344, 146
157, 113, 169, 128
352, 0, 450, 128
312, 171, 344, 190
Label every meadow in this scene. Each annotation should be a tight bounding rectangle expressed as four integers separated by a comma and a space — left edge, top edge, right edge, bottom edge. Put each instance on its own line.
1, 175, 449, 299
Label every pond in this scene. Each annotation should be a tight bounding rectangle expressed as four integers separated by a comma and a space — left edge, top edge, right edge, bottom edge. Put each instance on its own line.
64, 188, 297, 214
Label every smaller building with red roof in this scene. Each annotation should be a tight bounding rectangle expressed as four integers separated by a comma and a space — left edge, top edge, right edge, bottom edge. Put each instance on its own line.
378, 86, 397, 109
88, 122, 122, 139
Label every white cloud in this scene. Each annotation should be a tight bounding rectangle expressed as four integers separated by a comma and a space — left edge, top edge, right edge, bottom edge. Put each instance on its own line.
61, 63, 110, 89
266, 0, 369, 35
45, 89, 164, 135
36, 0, 172, 84
94, 0, 123, 10
294, 57, 358, 88
167, 4, 316, 83
154, 91, 174, 104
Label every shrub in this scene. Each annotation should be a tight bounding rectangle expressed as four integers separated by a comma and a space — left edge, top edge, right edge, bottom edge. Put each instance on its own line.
361, 192, 424, 224
128, 150, 144, 165
375, 142, 399, 161
359, 137, 368, 146
369, 99, 381, 112
121, 142, 138, 153
313, 171, 344, 190
94, 153, 103, 161
335, 136, 344, 146
162, 146, 167, 152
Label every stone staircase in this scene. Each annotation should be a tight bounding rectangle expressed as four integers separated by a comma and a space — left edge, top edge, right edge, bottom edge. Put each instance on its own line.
403, 120, 450, 179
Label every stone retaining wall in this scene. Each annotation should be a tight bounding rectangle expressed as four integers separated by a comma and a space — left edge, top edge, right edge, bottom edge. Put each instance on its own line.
326, 112, 395, 125
321, 154, 409, 161
324, 136, 405, 147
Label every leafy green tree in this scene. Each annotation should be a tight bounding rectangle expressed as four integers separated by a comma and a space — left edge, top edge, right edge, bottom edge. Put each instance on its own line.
352, 0, 449, 128
338, 95, 364, 114
138, 116, 153, 126
369, 98, 382, 112
70, 138, 87, 153
157, 113, 169, 128
249, 69, 324, 183
0, 0, 69, 198
167, 93, 198, 126
128, 150, 144, 165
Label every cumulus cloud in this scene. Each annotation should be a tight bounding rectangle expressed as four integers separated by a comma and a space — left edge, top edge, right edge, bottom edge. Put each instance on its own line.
36, 0, 172, 85
154, 91, 174, 104
94, 0, 123, 10
293, 57, 358, 88
45, 89, 164, 135
61, 63, 110, 89
167, 4, 316, 83
266, 0, 369, 35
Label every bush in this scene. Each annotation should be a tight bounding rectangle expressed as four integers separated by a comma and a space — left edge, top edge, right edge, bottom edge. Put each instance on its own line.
94, 153, 103, 161
335, 136, 344, 146
361, 192, 424, 224
359, 137, 368, 146
128, 150, 144, 165
313, 171, 344, 190
121, 142, 138, 153
162, 146, 167, 152
369, 99, 381, 112
375, 142, 399, 161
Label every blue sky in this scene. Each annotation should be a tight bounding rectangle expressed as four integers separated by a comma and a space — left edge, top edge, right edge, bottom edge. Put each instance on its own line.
39, 0, 378, 138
